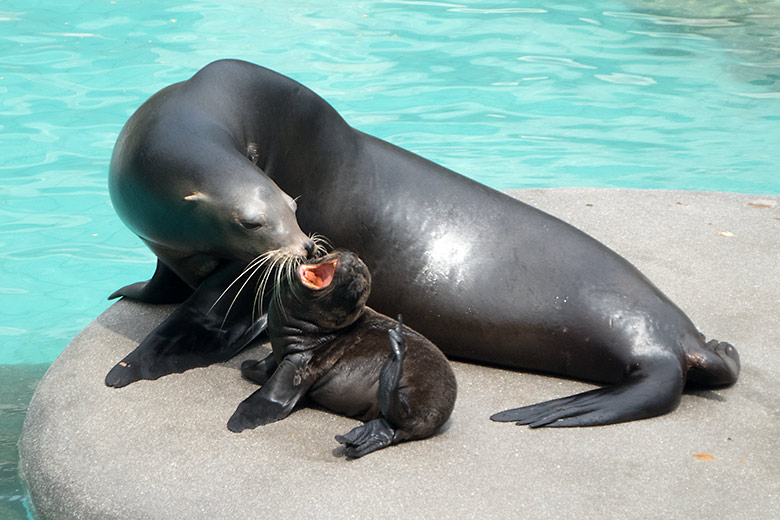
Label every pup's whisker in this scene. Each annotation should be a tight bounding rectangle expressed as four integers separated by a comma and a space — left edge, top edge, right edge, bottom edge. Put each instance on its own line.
309, 233, 333, 257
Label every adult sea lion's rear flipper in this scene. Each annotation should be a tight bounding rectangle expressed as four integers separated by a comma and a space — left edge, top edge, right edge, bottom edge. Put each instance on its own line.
105, 261, 266, 388
491, 358, 685, 427
108, 260, 194, 304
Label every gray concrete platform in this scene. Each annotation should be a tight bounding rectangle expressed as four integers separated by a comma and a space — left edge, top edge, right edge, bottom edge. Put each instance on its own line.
19, 189, 780, 519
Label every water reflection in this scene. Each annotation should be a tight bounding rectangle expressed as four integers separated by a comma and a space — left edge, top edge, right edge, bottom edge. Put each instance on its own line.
621, 0, 780, 90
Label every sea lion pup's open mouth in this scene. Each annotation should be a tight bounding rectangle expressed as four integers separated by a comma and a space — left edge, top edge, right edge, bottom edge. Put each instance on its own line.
298, 259, 338, 290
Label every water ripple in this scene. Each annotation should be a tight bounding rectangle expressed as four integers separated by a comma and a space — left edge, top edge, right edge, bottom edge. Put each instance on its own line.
450, 7, 547, 14
595, 72, 657, 85
518, 55, 598, 69
603, 11, 744, 28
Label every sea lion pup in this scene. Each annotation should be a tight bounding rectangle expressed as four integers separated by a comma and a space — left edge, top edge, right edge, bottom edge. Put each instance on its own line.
227, 250, 457, 458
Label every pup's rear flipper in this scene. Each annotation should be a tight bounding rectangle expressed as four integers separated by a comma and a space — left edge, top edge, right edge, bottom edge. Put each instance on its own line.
335, 317, 406, 458
335, 418, 395, 458
491, 361, 684, 427
377, 315, 406, 422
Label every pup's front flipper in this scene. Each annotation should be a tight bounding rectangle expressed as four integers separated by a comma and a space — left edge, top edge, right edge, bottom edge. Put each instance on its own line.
105, 261, 266, 388
228, 353, 313, 432
335, 418, 396, 458
240, 354, 278, 385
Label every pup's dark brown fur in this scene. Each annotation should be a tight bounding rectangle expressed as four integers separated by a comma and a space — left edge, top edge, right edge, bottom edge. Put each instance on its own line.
228, 250, 457, 458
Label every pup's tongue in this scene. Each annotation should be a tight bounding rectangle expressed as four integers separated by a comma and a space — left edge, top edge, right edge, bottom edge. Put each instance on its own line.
298, 259, 337, 290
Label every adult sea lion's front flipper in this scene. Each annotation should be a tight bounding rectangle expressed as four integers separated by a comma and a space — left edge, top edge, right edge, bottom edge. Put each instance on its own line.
105, 261, 266, 388
108, 259, 194, 304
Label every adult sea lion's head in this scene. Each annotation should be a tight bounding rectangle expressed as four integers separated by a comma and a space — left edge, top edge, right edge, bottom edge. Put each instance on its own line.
181, 176, 315, 262
110, 149, 315, 262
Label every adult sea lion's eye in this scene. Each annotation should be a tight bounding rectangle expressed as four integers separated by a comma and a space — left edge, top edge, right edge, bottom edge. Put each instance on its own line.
239, 219, 263, 230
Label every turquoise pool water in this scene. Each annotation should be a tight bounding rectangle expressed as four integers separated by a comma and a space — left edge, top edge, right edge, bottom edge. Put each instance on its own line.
2, 1, 779, 517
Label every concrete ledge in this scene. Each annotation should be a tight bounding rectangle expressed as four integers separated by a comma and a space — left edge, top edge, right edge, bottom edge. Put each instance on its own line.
20, 189, 780, 519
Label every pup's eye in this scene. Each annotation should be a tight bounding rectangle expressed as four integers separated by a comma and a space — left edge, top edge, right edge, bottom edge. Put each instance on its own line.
239, 220, 263, 230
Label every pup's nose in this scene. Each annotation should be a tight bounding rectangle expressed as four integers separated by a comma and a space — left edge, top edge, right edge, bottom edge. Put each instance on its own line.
304, 240, 316, 258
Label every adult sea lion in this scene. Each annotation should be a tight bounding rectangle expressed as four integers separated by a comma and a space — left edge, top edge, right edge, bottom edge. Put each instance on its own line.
228, 250, 457, 458
105, 69, 319, 387
108, 59, 739, 426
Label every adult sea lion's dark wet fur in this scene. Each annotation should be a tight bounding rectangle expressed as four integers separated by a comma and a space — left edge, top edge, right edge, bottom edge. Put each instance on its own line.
108, 59, 739, 426
228, 251, 457, 458
105, 63, 321, 388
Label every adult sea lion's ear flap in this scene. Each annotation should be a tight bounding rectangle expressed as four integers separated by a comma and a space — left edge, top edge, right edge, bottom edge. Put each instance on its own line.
183, 191, 210, 202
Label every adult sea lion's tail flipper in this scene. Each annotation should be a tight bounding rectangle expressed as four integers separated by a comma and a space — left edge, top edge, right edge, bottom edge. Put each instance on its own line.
490, 356, 686, 427
108, 259, 193, 304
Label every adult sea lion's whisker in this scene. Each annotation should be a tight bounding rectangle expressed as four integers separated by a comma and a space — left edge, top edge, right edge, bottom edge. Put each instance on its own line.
273, 256, 288, 320
220, 257, 271, 329
287, 256, 301, 313
249, 252, 279, 323
253, 258, 275, 315
284, 254, 302, 314
253, 252, 282, 317
252, 252, 287, 325
207, 252, 274, 314
209, 248, 311, 331
288, 256, 307, 304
